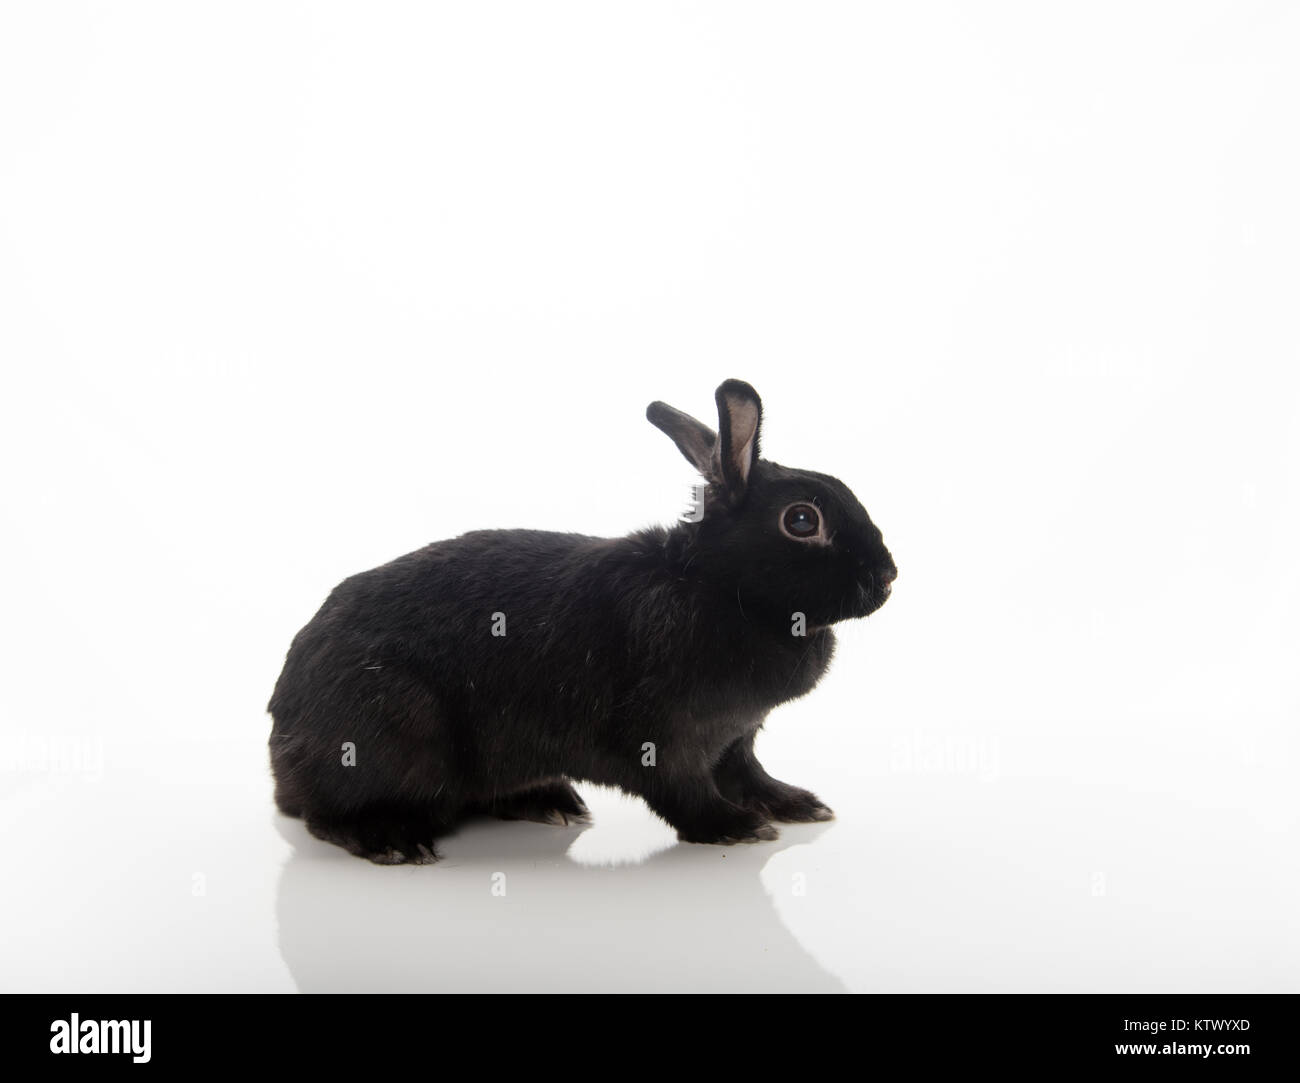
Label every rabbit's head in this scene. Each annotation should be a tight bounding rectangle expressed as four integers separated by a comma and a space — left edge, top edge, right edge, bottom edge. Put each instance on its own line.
648, 380, 896, 627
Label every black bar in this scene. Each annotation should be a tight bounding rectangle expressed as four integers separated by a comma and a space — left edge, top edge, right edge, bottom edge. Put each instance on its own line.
3, 993, 1292, 1070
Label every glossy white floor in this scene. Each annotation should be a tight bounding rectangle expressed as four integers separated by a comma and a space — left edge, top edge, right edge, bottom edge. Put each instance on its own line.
2, 4, 1297, 994
3, 605, 1296, 993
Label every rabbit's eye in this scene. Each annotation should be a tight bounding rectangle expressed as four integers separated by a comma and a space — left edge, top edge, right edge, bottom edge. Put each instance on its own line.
782, 503, 821, 539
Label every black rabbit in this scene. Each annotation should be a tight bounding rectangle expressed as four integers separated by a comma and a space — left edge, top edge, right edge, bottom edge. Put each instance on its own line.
268, 380, 896, 863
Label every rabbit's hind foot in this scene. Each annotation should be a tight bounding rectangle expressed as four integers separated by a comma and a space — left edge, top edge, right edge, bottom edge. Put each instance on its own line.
305, 802, 449, 865
480, 781, 592, 826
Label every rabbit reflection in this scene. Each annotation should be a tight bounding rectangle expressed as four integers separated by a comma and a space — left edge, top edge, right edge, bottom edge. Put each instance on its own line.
274, 810, 846, 993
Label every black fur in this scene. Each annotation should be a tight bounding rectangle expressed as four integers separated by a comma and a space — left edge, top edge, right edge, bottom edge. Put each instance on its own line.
268, 380, 896, 863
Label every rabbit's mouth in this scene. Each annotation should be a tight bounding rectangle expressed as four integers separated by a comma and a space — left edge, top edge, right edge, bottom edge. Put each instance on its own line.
854, 573, 893, 618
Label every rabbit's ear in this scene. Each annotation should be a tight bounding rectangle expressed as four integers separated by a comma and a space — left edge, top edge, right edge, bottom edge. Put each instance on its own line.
646, 400, 717, 475
712, 379, 762, 504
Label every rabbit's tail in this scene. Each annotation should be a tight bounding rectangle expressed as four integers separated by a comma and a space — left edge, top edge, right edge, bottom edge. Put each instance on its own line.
274, 777, 304, 819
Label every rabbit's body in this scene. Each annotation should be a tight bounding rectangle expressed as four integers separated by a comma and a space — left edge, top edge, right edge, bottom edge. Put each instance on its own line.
269, 381, 895, 863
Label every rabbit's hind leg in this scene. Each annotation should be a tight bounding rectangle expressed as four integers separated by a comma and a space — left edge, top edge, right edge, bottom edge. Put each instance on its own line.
478, 780, 592, 826
305, 801, 454, 865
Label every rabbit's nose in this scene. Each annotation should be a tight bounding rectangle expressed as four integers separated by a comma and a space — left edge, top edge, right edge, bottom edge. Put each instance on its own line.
878, 561, 897, 585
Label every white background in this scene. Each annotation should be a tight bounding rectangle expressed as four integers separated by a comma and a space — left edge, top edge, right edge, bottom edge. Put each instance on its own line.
2, 2, 1297, 992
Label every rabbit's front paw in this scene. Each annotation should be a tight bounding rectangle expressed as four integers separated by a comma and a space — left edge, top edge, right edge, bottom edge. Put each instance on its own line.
749, 784, 835, 824
676, 812, 780, 846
